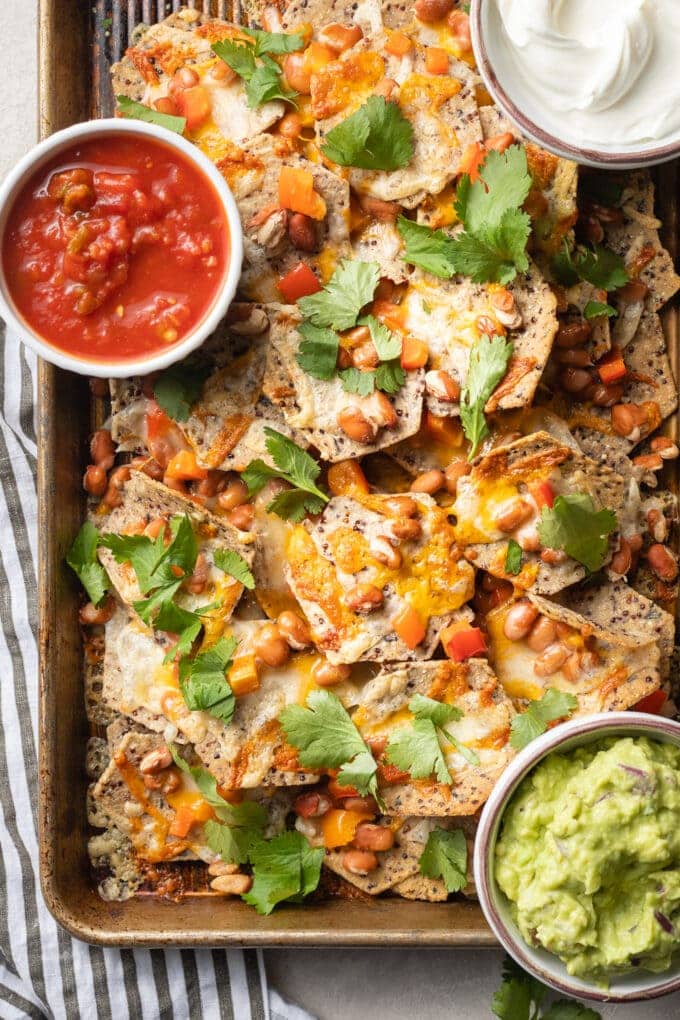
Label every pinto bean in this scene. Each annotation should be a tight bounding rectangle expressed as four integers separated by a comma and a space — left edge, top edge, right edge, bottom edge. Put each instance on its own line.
294, 792, 332, 818
526, 616, 557, 652
227, 504, 254, 531
410, 469, 445, 494
254, 623, 290, 667
533, 641, 569, 677
383, 496, 418, 518
287, 212, 318, 252
210, 874, 253, 895
90, 429, 115, 470
358, 194, 400, 222
370, 535, 402, 569
338, 407, 375, 444
318, 23, 363, 52
345, 583, 384, 613
277, 610, 312, 650
494, 498, 533, 533
445, 460, 471, 496
560, 367, 594, 394
647, 544, 679, 582
555, 320, 592, 349
342, 849, 379, 874
79, 596, 115, 626
414, 0, 454, 23
353, 823, 395, 851
503, 600, 539, 641
83, 464, 108, 497
390, 518, 423, 541
312, 659, 351, 687
425, 370, 461, 402
139, 747, 172, 774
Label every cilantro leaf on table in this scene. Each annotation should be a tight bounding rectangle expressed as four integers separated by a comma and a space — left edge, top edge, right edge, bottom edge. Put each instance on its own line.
298, 260, 380, 331
66, 522, 111, 607
509, 689, 578, 750
211, 38, 297, 109
320, 96, 414, 171
419, 827, 467, 893
242, 27, 304, 55
213, 548, 255, 590
116, 95, 186, 134
242, 428, 328, 523
583, 300, 616, 320
178, 635, 237, 723
396, 217, 458, 278
295, 321, 339, 380
505, 539, 522, 575
551, 242, 629, 291
460, 334, 514, 459
243, 831, 324, 915
543, 1003, 601, 1020
492, 955, 601, 1020
537, 494, 617, 572
279, 690, 380, 799
153, 360, 212, 422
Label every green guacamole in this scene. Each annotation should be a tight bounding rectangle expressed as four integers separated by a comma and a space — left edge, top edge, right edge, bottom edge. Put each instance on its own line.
495, 736, 680, 980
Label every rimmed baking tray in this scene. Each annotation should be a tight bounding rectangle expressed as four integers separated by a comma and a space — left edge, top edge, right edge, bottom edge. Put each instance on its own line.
36, 0, 678, 946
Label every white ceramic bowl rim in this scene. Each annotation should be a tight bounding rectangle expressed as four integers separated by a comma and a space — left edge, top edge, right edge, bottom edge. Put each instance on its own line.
469, 0, 680, 170
0, 118, 243, 378
474, 712, 680, 1003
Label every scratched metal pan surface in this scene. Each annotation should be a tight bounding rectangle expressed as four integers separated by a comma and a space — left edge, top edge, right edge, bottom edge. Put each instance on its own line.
36, 0, 678, 947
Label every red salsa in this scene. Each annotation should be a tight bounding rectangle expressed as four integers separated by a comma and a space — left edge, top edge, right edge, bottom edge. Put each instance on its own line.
2, 134, 229, 362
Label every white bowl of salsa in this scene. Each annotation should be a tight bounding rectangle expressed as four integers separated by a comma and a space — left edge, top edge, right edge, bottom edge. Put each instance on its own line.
0, 118, 243, 377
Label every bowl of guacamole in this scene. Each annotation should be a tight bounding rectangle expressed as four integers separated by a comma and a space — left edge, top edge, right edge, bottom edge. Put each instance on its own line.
474, 711, 680, 1002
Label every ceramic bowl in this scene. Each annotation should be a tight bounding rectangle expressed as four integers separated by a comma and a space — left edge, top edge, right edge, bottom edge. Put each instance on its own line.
0, 118, 243, 378
474, 711, 680, 1002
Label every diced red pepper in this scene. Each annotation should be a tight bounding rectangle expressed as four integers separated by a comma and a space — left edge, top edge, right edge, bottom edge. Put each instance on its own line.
278, 261, 321, 302
597, 347, 627, 386
529, 480, 555, 509
633, 689, 667, 715
441, 625, 487, 662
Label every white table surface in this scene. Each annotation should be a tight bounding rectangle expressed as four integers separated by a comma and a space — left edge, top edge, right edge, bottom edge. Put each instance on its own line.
4, 1, 677, 1016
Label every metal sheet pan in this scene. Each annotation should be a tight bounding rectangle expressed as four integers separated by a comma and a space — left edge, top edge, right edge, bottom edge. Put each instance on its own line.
36, 0, 678, 946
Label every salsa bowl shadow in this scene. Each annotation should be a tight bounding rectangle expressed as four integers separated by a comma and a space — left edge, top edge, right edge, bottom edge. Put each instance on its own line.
473, 712, 680, 1003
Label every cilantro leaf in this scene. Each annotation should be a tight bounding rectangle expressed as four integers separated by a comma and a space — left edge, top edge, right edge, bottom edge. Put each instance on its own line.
242, 27, 304, 55
178, 635, 237, 723
339, 367, 376, 396
320, 96, 414, 171
537, 494, 617, 572
153, 599, 203, 659
386, 718, 451, 784
212, 37, 257, 78
211, 39, 296, 109
552, 242, 629, 291
298, 260, 380, 331
242, 429, 328, 522
583, 299, 616, 320
543, 1003, 601, 1020
359, 314, 401, 361
243, 831, 324, 915
460, 335, 514, 459
213, 548, 255, 590
204, 817, 259, 866
396, 216, 458, 278
295, 321, 339, 380
509, 688, 578, 750
66, 522, 110, 607
374, 360, 406, 394
419, 827, 467, 893
446, 145, 532, 284
169, 746, 265, 824
153, 361, 211, 422
410, 694, 479, 766
102, 514, 198, 595
505, 539, 522, 575
245, 56, 298, 108
279, 690, 380, 799
493, 956, 547, 1020
116, 95, 186, 134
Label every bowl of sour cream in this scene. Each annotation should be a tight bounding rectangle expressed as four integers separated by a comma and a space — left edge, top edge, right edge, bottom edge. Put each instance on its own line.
470, 0, 680, 168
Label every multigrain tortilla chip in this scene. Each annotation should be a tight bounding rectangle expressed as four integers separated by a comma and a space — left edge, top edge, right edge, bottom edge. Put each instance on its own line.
347, 659, 515, 816
285, 494, 475, 663
263, 304, 425, 461
487, 592, 662, 714
281, 0, 384, 35
453, 431, 625, 594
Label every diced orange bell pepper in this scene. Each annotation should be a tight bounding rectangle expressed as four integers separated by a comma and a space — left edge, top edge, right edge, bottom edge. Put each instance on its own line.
424, 412, 464, 447
278, 261, 322, 302
441, 624, 487, 662
327, 460, 370, 497
278, 165, 327, 220
229, 654, 260, 696
321, 808, 373, 849
400, 337, 429, 370
529, 479, 555, 509
425, 47, 449, 75
303, 41, 336, 76
175, 85, 212, 132
392, 605, 427, 650
164, 449, 208, 481
634, 689, 667, 715
385, 31, 413, 57
169, 805, 198, 838
458, 142, 485, 182
371, 299, 405, 333
485, 132, 515, 155
597, 347, 627, 386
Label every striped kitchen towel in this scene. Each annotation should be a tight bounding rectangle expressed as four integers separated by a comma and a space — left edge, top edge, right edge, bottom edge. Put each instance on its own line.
0, 323, 312, 1020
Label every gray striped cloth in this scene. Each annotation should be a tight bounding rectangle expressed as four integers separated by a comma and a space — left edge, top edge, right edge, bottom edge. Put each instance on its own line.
0, 323, 312, 1020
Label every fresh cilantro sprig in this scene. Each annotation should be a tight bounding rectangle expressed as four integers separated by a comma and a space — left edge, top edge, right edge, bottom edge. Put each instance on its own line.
279, 689, 381, 801
537, 494, 617, 572
213, 548, 255, 590
419, 827, 468, 893
243, 831, 324, 915
396, 217, 458, 278
552, 242, 629, 291
298, 260, 380, 331
492, 955, 601, 1019
179, 635, 237, 723
211, 34, 300, 109
117, 95, 186, 134
509, 689, 578, 750
66, 522, 111, 606
153, 360, 212, 422
242, 428, 328, 523
460, 335, 514, 459
385, 694, 479, 785
505, 539, 522, 575
583, 300, 616, 320
296, 322, 339, 381
320, 96, 414, 171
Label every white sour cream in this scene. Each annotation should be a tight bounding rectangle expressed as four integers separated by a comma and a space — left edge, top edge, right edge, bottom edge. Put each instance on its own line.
494, 0, 680, 147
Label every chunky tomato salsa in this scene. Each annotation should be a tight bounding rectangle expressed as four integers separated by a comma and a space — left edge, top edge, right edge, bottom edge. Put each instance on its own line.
2, 133, 229, 362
